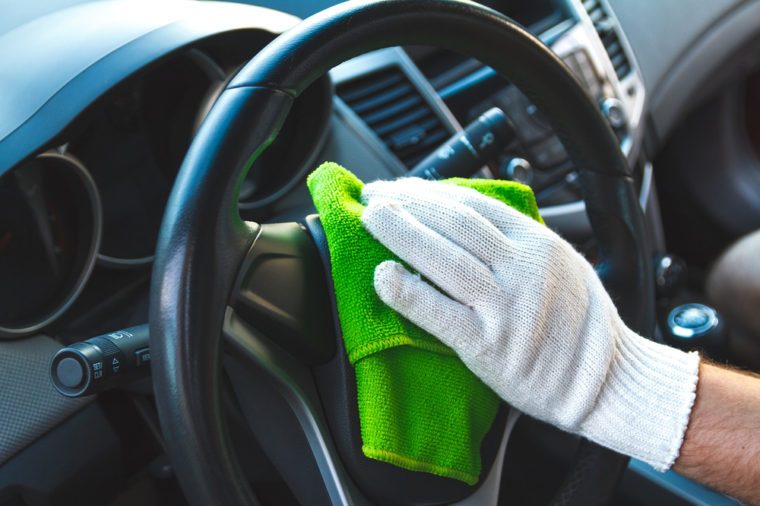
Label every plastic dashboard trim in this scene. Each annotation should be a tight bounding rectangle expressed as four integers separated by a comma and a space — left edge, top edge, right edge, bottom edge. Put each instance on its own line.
0, 1, 300, 175
0, 152, 102, 338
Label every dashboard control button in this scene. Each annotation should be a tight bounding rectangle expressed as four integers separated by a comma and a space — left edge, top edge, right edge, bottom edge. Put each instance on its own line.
601, 97, 627, 130
407, 107, 515, 180
655, 254, 688, 297
667, 303, 719, 339
503, 158, 534, 185
665, 303, 727, 357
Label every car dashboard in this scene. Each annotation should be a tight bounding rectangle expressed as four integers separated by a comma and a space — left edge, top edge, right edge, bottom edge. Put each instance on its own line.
0, 0, 649, 338
0, 0, 748, 505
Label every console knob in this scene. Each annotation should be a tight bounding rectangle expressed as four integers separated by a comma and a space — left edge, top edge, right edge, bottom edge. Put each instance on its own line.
601, 97, 627, 130
665, 303, 727, 357
502, 157, 533, 185
655, 254, 688, 297
668, 304, 718, 339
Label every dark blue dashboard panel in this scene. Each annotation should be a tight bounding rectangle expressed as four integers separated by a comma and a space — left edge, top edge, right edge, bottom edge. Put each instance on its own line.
0, 1, 299, 174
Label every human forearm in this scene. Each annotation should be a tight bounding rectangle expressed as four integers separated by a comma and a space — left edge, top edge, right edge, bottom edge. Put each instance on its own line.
674, 362, 760, 504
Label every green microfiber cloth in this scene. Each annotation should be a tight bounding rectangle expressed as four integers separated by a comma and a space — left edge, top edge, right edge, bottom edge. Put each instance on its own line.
307, 162, 543, 485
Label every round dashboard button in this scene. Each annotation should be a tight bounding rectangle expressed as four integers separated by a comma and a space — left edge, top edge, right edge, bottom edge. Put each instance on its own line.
502, 157, 534, 185
667, 303, 719, 339
601, 97, 627, 130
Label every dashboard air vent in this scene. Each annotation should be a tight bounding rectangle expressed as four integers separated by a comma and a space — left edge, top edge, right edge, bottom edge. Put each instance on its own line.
581, 0, 632, 79
337, 66, 450, 168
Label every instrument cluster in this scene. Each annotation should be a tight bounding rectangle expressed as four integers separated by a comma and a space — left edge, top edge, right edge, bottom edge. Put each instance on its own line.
0, 43, 332, 337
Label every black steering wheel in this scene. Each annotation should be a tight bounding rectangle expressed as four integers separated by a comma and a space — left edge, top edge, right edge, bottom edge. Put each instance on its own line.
149, 0, 655, 504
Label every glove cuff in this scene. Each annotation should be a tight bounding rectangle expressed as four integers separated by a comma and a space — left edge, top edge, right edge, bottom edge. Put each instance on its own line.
579, 330, 700, 471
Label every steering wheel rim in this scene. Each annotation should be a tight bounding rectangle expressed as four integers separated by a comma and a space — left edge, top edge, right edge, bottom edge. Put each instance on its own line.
149, 0, 655, 504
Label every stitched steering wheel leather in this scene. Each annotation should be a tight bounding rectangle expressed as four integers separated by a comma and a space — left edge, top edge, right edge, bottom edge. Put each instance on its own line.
149, 1, 654, 504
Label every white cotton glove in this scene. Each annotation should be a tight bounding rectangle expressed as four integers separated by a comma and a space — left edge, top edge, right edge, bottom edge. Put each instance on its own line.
360, 178, 700, 472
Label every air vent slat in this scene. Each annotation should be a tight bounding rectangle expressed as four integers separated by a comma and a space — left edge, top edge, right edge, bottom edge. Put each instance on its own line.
337, 66, 451, 168
581, 0, 632, 80
395, 129, 449, 159
361, 95, 424, 126
338, 72, 404, 103
582, 0, 599, 10
614, 63, 631, 78
588, 8, 605, 23
372, 106, 430, 137
605, 41, 622, 55
609, 52, 627, 68
601, 31, 618, 46
347, 82, 414, 115
381, 115, 442, 144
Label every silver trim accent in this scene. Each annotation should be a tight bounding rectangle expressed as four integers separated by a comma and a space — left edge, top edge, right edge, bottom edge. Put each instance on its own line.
223, 308, 364, 505
225, 303, 519, 504
395, 48, 463, 131
601, 96, 626, 129
540, 200, 586, 218
0, 152, 103, 338
454, 409, 521, 506
504, 158, 534, 186
639, 161, 654, 210
567, 0, 647, 159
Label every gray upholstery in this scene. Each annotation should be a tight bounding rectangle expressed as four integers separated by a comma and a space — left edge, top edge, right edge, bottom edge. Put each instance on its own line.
0, 335, 91, 465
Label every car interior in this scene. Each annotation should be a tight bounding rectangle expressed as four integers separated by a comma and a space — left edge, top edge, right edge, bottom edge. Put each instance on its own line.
1, 0, 759, 504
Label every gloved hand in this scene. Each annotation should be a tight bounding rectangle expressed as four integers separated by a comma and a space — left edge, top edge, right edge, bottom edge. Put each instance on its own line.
361, 177, 700, 471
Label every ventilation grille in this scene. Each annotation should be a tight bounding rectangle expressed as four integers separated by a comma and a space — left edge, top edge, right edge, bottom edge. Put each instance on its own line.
582, 0, 632, 80
337, 66, 450, 168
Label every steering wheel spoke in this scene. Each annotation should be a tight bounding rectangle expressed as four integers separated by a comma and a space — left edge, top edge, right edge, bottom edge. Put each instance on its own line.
221, 218, 373, 504
223, 307, 363, 505
229, 221, 336, 364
